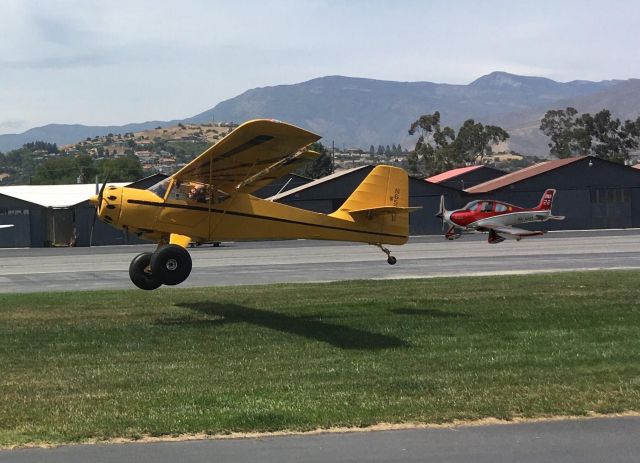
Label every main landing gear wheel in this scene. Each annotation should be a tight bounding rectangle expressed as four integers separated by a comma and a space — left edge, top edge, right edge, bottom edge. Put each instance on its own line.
150, 244, 192, 286
129, 252, 162, 290
387, 256, 397, 265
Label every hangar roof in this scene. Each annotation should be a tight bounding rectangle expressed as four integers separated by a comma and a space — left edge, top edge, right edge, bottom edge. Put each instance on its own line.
268, 166, 370, 201
465, 156, 585, 193
0, 182, 128, 208
426, 165, 483, 183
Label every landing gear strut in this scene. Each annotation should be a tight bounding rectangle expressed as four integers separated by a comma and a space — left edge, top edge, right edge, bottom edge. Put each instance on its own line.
375, 243, 397, 265
488, 229, 505, 244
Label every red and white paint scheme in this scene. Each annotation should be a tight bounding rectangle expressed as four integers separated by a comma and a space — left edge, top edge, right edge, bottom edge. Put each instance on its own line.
437, 189, 565, 244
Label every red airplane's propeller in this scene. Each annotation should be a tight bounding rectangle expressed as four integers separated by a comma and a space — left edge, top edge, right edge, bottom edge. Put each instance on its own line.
436, 195, 447, 232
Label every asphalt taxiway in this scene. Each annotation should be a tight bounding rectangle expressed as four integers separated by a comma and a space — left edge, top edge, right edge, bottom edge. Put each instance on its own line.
1, 230, 639, 293
3, 416, 639, 463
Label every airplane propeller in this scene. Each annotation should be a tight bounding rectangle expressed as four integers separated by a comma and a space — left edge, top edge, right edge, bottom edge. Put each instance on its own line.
90, 177, 109, 246
436, 195, 447, 232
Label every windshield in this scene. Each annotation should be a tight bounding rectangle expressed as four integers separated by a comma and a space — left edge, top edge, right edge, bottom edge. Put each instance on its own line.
463, 201, 479, 211
148, 178, 171, 199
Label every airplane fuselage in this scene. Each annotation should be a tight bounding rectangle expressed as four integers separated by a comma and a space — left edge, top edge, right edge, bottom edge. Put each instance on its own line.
101, 186, 409, 246
449, 209, 555, 231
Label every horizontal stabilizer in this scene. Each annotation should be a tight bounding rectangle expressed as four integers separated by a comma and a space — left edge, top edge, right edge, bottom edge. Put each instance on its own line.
346, 206, 422, 219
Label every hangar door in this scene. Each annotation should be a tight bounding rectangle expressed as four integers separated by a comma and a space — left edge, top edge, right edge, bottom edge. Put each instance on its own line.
590, 188, 632, 228
0, 213, 30, 247
48, 209, 76, 246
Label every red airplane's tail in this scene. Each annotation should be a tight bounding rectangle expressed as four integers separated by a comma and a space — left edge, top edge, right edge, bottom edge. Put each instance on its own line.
536, 189, 556, 211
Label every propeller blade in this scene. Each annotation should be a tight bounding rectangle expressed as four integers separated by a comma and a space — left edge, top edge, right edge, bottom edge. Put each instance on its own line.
436, 195, 445, 218
436, 195, 447, 232
96, 176, 109, 214
90, 176, 109, 247
90, 207, 98, 247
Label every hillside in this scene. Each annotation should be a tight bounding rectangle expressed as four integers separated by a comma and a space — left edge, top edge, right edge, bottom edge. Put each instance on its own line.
1, 72, 638, 155
185, 72, 632, 154
487, 79, 640, 154
59, 123, 232, 173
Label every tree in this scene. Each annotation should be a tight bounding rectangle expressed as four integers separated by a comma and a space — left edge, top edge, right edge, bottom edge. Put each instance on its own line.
369, 145, 375, 156
97, 155, 143, 181
455, 119, 509, 164
408, 111, 455, 175
23, 141, 58, 154
299, 142, 332, 179
540, 107, 640, 163
540, 107, 586, 158
408, 112, 509, 175
578, 110, 639, 163
32, 156, 79, 184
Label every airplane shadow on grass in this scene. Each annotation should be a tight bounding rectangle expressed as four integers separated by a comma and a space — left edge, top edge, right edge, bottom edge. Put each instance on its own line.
160, 302, 409, 350
389, 308, 470, 318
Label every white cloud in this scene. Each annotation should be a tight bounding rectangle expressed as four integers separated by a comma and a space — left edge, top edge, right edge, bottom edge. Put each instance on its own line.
0, 0, 639, 133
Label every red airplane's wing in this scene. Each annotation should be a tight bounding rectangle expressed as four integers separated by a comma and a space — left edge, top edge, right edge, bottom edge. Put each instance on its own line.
484, 224, 545, 237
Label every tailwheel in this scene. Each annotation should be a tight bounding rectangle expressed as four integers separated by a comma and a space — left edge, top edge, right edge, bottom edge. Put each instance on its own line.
374, 243, 397, 265
151, 244, 192, 286
129, 252, 162, 290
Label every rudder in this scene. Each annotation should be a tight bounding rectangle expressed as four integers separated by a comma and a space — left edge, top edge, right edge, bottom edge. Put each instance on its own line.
330, 165, 414, 244
536, 189, 556, 211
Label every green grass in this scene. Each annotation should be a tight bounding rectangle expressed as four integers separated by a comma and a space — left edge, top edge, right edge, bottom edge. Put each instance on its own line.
1, 270, 640, 447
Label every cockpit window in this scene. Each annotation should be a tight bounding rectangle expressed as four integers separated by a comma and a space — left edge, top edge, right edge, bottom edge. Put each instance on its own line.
154, 179, 229, 204
495, 203, 507, 212
481, 201, 493, 212
169, 182, 209, 203
463, 201, 479, 211
148, 178, 171, 199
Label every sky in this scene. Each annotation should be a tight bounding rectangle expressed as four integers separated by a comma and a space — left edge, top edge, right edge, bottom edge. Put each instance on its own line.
1, 0, 639, 134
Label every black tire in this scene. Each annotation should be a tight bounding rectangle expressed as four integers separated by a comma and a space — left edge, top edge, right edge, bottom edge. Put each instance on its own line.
387, 256, 397, 265
150, 245, 192, 286
129, 252, 162, 290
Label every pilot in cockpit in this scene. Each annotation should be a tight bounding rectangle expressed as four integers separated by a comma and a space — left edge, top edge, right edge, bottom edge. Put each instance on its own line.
188, 184, 207, 203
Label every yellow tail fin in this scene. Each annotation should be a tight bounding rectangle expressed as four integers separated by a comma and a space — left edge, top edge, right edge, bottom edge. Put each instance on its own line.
330, 165, 418, 243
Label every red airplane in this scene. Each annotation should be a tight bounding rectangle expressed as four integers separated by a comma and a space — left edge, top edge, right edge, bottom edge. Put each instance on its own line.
436, 189, 565, 243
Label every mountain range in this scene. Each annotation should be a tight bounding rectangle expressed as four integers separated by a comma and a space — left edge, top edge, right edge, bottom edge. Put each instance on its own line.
2, 72, 639, 155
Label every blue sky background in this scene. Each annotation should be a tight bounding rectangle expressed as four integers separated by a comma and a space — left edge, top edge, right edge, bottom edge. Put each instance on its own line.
1, 0, 639, 134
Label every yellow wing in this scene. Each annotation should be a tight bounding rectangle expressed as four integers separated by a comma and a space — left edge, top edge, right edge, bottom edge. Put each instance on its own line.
172, 119, 321, 195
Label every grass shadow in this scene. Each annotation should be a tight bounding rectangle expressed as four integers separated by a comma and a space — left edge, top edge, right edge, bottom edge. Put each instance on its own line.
390, 308, 470, 318
172, 302, 409, 350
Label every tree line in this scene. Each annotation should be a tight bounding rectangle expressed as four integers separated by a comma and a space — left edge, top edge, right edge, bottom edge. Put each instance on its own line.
407, 107, 640, 176
406, 111, 509, 176
2, 106, 639, 184
0, 146, 143, 185
540, 107, 640, 163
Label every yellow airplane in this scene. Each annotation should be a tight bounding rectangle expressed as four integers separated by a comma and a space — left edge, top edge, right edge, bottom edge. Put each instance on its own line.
90, 119, 417, 290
